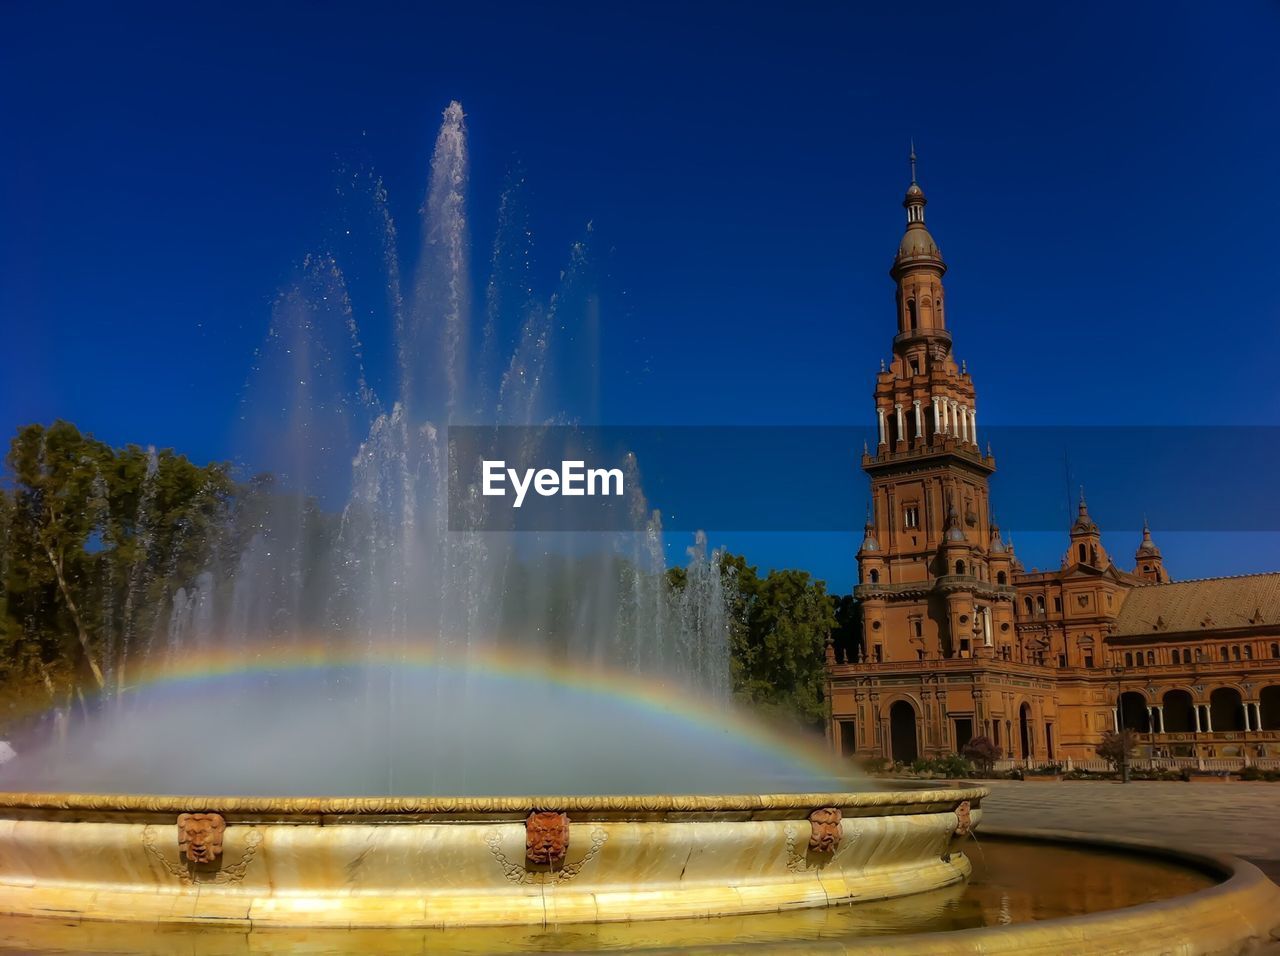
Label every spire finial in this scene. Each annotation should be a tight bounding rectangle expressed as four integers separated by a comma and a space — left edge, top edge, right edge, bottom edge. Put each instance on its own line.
909, 139, 918, 184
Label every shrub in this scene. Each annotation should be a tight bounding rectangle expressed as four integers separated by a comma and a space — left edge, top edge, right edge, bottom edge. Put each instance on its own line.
961, 736, 1001, 776
1095, 730, 1138, 770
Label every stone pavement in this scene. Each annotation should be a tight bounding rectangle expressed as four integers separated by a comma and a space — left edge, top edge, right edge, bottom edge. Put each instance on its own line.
975, 779, 1280, 883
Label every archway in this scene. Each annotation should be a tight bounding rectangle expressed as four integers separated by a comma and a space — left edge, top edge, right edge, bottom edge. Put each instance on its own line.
1260, 685, 1280, 731
1209, 687, 1244, 732
1161, 690, 1195, 733
889, 701, 919, 764
1119, 691, 1150, 733
1018, 702, 1032, 760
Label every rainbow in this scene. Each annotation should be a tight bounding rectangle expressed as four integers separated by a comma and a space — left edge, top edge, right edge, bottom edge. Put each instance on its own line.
79, 637, 845, 783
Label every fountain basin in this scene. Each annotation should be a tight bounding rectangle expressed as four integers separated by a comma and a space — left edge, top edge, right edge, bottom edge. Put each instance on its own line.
0, 788, 982, 927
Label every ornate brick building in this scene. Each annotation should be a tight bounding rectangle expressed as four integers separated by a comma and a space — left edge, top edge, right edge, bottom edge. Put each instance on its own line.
824, 159, 1280, 764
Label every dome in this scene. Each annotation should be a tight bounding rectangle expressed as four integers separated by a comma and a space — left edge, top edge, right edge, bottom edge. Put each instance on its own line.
897, 225, 941, 261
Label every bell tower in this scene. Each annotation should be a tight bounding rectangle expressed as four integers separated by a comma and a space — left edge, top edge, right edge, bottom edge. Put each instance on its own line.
856, 150, 1015, 664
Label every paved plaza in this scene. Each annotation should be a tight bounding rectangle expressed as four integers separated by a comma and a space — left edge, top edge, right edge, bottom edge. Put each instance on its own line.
975, 779, 1280, 882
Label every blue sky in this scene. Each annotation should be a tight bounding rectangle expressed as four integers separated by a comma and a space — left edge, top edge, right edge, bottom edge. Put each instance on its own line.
2, 2, 1278, 590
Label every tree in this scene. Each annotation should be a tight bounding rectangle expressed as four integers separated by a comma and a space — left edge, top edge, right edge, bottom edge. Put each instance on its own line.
714, 553, 837, 729
1, 421, 232, 702
1096, 730, 1138, 780
961, 735, 1001, 776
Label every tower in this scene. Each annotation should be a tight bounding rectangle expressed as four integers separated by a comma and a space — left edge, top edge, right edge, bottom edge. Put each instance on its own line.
856, 151, 1015, 663
1065, 489, 1108, 569
1134, 518, 1168, 583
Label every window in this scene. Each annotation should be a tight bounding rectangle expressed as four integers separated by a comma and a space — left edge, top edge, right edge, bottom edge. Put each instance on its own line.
1125, 652, 1133, 667
1054, 597, 1062, 613
907, 299, 918, 330
1037, 596, 1045, 614
1146, 650, 1155, 665
1078, 543, 1087, 563
1245, 645, 1253, 660
1058, 653, 1067, 668
1221, 646, 1229, 662
913, 619, 923, 638
1084, 653, 1094, 668
1272, 643, 1279, 659
868, 569, 879, 584
1024, 597, 1034, 614
997, 571, 1007, 585
1172, 649, 1182, 664
904, 505, 919, 529
955, 560, 966, 575
874, 644, 883, 662
1233, 645, 1242, 661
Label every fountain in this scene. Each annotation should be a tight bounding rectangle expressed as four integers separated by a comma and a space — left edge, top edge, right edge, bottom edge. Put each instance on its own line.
0, 103, 1277, 953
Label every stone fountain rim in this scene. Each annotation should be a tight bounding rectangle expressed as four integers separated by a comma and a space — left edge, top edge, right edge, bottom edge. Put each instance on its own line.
0, 786, 986, 817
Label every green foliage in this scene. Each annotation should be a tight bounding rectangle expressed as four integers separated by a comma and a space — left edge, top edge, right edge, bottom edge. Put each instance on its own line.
717, 553, 837, 729
1, 421, 233, 705
1022, 763, 1064, 776
961, 735, 1001, 775
1095, 730, 1138, 769
908, 753, 975, 778
1240, 766, 1280, 782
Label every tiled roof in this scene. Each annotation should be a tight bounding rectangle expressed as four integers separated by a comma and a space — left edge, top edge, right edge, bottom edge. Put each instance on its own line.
1114, 572, 1280, 637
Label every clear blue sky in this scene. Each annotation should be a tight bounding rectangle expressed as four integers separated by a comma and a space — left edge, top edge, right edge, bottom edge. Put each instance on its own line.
2, 2, 1278, 590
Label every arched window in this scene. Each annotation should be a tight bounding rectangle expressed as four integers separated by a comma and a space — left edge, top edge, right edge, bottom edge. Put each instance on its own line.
1271, 642, 1279, 659
1124, 652, 1133, 667
1233, 645, 1242, 661
1037, 596, 1045, 614
869, 569, 879, 584
955, 560, 966, 575
1245, 646, 1254, 660
1024, 597, 1034, 614
1220, 646, 1229, 662
1146, 650, 1155, 665
997, 571, 1007, 585
1078, 543, 1087, 563
907, 299, 918, 330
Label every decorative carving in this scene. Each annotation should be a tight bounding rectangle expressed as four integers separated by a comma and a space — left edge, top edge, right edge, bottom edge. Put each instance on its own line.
954, 800, 972, 838
785, 818, 860, 872
0, 787, 986, 816
143, 824, 261, 886
808, 807, 843, 853
525, 811, 570, 866
487, 826, 607, 885
177, 812, 226, 864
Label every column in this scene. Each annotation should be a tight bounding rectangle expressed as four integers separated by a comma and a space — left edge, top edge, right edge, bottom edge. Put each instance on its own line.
1155, 705, 1165, 733
1243, 703, 1252, 732
1147, 705, 1154, 733
962, 405, 971, 443
971, 405, 978, 446
913, 399, 923, 438
950, 400, 959, 439
877, 407, 887, 446
1203, 705, 1213, 733
1112, 707, 1119, 731
932, 396, 941, 435
894, 404, 905, 443
941, 398, 950, 434
1193, 705, 1201, 732
1254, 702, 1265, 731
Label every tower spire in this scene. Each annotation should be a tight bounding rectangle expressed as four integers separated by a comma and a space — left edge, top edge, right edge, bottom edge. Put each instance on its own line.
909, 140, 918, 184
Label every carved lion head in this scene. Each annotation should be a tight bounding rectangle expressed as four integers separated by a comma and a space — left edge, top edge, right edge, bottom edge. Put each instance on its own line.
177, 812, 226, 864
808, 807, 843, 853
525, 810, 570, 866
954, 800, 972, 838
